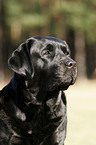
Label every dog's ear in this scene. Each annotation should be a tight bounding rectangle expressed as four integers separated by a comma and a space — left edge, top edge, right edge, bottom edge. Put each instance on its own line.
8, 38, 35, 78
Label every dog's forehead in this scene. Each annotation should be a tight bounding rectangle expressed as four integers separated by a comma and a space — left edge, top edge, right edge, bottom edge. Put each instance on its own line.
30, 36, 69, 52
34, 36, 67, 46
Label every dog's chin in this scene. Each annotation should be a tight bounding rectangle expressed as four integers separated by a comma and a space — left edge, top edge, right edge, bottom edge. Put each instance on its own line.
57, 84, 69, 90
57, 77, 76, 90
48, 80, 71, 91
57, 81, 71, 90
48, 75, 77, 91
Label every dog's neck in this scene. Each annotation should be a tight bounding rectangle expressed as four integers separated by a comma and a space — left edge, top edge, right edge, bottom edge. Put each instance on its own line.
8, 73, 59, 106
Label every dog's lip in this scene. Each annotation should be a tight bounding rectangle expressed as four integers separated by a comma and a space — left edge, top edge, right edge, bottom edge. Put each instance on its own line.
48, 80, 71, 91
70, 77, 75, 85
57, 77, 76, 90
58, 82, 70, 90
70, 73, 77, 85
48, 75, 77, 91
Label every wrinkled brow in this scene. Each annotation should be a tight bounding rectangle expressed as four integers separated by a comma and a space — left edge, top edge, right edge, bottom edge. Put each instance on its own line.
60, 44, 71, 55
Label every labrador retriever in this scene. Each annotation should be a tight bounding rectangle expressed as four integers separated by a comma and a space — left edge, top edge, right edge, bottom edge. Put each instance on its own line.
0, 36, 77, 145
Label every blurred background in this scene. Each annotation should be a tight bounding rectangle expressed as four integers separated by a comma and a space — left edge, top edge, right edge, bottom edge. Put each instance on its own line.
0, 0, 96, 144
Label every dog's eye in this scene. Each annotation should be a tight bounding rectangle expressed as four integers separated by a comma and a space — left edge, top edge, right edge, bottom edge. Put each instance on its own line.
61, 46, 70, 56
66, 51, 69, 55
64, 51, 70, 56
43, 44, 54, 57
44, 50, 51, 55
45, 50, 51, 55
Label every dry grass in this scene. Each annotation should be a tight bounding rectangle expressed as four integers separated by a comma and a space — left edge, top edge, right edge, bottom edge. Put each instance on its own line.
65, 80, 96, 145
0, 79, 96, 145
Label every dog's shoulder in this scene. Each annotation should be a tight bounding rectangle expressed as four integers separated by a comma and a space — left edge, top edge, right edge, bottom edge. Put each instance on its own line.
0, 89, 4, 110
0, 83, 15, 115
0, 89, 3, 97
0, 88, 13, 145
0, 85, 9, 116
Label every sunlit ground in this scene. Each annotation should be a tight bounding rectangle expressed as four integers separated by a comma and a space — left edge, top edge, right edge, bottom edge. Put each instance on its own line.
65, 79, 96, 145
0, 80, 96, 145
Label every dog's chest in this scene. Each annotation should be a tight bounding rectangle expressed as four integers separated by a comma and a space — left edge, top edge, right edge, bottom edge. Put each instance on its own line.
3, 104, 45, 134
2, 97, 65, 137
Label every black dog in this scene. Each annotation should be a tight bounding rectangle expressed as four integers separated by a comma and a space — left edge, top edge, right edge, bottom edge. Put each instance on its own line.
0, 37, 77, 145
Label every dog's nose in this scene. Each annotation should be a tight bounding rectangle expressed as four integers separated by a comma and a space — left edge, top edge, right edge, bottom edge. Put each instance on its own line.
65, 59, 76, 69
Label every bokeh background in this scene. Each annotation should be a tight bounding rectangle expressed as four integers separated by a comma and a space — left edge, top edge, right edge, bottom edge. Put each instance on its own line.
0, 0, 96, 145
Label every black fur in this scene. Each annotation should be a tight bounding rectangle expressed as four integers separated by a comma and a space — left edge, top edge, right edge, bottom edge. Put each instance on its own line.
0, 37, 77, 145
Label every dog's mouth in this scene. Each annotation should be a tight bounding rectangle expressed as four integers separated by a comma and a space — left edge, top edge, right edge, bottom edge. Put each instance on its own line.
57, 78, 75, 90
55, 72, 77, 91
48, 67, 77, 91
48, 77, 76, 91
59, 68, 77, 90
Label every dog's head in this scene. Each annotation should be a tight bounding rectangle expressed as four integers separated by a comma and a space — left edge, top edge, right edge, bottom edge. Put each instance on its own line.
8, 37, 77, 93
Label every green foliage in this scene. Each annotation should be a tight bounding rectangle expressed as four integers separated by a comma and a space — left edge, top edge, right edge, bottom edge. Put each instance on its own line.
5, 0, 49, 28
57, 1, 96, 43
4, 0, 96, 43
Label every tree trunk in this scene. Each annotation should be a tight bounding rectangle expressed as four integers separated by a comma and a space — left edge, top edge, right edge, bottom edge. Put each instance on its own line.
75, 30, 87, 80
0, 0, 4, 82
